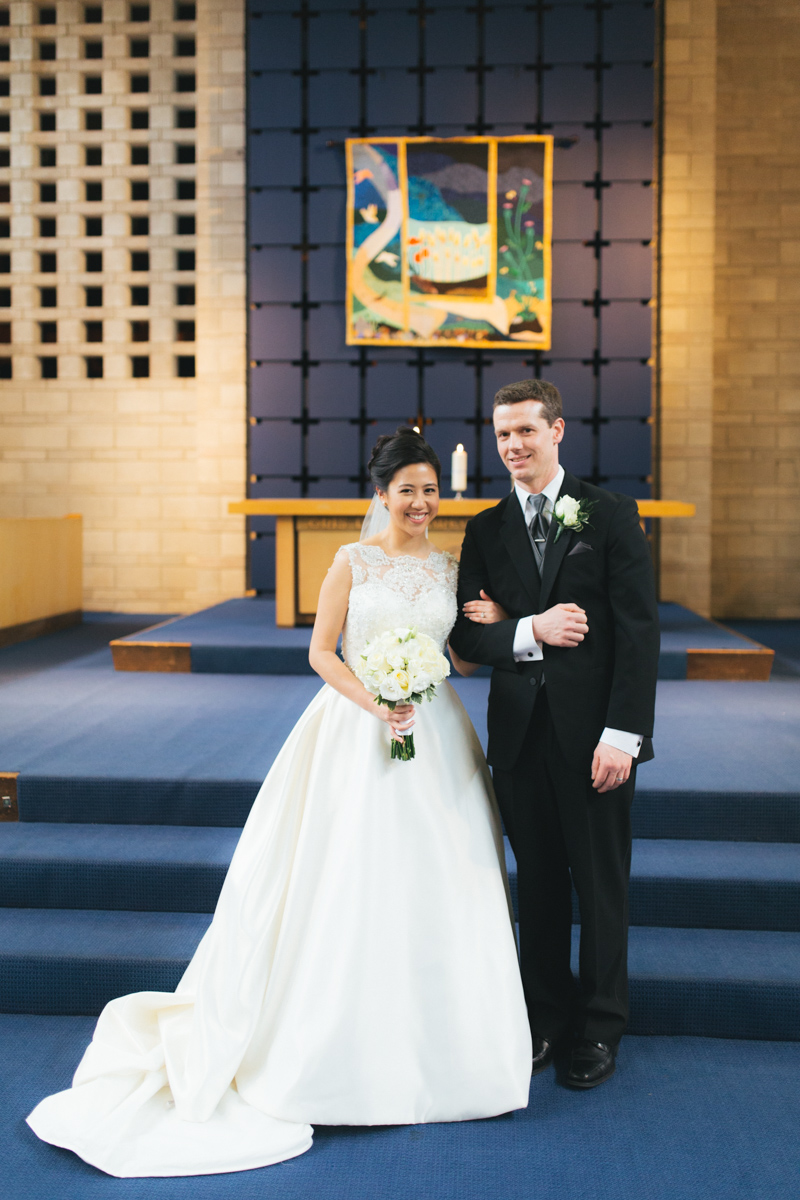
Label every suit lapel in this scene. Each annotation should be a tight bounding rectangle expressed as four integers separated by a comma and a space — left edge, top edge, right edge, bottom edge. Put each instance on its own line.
499, 492, 541, 607
539, 470, 582, 610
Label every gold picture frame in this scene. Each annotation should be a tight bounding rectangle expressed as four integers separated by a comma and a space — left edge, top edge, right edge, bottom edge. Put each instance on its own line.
345, 135, 553, 350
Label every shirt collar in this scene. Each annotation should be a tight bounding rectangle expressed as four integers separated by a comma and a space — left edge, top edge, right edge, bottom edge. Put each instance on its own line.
514, 464, 565, 517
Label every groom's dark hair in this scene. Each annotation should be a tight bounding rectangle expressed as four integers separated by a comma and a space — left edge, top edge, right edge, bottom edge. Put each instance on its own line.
493, 379, 562, 426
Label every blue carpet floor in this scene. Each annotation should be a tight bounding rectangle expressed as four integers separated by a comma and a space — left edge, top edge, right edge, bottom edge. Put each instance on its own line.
4, 1015, 799, 1200
0, 613, 163, 682
113, 600, 770, 679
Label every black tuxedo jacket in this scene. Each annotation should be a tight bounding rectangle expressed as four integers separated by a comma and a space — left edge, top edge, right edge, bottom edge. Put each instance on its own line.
448, 471, 660, 773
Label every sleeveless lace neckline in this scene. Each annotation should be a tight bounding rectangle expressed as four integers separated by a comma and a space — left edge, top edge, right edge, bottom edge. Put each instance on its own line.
358, 544, 447, 565
336, 542, 459, 669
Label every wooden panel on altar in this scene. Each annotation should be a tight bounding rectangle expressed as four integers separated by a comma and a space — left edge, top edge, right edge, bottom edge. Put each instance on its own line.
294, 516, 470, 622
229, 499, 696, 628
0, 515, 83, 648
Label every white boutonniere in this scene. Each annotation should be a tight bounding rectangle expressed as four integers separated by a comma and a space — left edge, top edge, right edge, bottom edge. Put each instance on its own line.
553, 495, 597, 543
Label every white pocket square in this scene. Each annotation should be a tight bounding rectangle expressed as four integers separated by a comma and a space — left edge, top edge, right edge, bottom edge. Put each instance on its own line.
567, 541, 594, 556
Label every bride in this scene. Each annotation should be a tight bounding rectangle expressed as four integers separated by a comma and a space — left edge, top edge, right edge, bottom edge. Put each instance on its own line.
27, 427, 532, 1178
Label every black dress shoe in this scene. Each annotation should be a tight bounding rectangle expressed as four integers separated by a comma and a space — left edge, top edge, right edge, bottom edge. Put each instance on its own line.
531, 1036, 556, 1076
566, 1040, 616, 1089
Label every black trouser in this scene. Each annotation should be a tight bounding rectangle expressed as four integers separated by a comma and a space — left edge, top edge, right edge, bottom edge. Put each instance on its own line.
493, 687, 635, 1048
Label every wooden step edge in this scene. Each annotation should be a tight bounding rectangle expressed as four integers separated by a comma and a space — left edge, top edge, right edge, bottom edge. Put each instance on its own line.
110, 641, 192, 673
686, 648, 775, 681
0, 773, 19, 823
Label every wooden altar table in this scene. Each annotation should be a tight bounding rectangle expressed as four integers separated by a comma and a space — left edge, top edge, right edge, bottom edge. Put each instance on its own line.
228, 499, 696, 627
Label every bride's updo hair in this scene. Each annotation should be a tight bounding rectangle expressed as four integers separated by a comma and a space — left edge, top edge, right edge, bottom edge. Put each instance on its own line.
368, 426, 441, 492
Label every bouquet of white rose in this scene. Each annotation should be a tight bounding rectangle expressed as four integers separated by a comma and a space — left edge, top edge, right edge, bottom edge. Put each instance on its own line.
354, 627, 451, 761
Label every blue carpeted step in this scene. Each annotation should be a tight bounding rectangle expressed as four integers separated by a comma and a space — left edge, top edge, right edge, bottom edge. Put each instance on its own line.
0, 824, 240, 912
622, 926, 800, 1039
112, 600, 769, 680
0, 909, 211, 1016
3, 827, 799, 932
627, 839, 800, 930
505, 838, 800, 931
119, 599, 317, 675
630, 789, 800, 843
7, 675, 799, 839
2, 909, 798, 1038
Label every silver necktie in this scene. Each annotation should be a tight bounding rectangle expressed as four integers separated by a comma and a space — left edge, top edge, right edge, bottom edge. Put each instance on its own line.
527, 493, 548, 572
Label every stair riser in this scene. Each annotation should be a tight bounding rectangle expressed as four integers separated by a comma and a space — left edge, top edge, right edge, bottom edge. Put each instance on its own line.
193, 647, 315, 675
633, 792, 800, 843
122, 652, 695, 681
0, 864, 229, 914
4, 868, 800, 933
627, 982, 800, 1040
0, 958, 185, 1018
509, 879, 800, 933
18, 778, 259, 828
18, 778, 800, 842
3, 958, 797, 1040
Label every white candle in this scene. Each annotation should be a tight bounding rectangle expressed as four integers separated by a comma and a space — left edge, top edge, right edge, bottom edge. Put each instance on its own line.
451, 443, 468, 494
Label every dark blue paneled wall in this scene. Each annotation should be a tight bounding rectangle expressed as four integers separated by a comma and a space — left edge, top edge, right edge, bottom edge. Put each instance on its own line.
247, 0, 656, 591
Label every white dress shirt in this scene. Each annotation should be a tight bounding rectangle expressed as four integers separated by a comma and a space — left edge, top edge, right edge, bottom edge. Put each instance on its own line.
510, 469, 643, 759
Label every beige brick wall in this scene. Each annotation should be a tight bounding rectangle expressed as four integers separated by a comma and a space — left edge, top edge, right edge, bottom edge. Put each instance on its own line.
658, 0, 717, 616
712, 0, 800, 617
0, 0, 246, 613
659, 0, 800, 618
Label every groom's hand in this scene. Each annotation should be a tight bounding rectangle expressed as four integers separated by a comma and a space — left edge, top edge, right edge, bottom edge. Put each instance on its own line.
591, 743, 633, 793
531, 604, 588, 648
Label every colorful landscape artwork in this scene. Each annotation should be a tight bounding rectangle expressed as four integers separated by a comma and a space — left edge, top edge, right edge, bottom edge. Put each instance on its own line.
345, 136, 553, 349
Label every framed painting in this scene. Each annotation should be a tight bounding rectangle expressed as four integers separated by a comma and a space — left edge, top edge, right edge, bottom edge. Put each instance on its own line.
345, 135, 553, 350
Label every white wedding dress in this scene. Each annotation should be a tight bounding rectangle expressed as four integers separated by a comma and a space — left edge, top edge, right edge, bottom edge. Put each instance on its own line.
27, 543, 532, 1178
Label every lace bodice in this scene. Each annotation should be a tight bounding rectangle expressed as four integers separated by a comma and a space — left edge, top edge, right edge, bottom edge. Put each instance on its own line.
337, 542, 459, 669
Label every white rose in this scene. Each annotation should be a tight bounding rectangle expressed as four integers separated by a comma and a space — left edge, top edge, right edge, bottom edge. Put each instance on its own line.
379, 674, 404, 701
422, 648, 444, 675
381, 670, 411, 701
386, 647, 407, 670
366, 649, 386, 671
393, 669, 411, 696
555, 495, 581, 528
409, 669, 432, 693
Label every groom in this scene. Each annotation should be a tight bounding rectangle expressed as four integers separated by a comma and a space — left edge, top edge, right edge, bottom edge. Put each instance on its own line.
449, 379, 659, 1089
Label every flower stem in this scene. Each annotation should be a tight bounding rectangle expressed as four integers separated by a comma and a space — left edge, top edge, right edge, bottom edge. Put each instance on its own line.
391, 733, 415, 761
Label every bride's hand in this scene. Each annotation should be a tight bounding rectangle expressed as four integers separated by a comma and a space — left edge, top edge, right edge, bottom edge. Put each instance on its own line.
462, 589, 509, 625
376, 702, 415, 743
